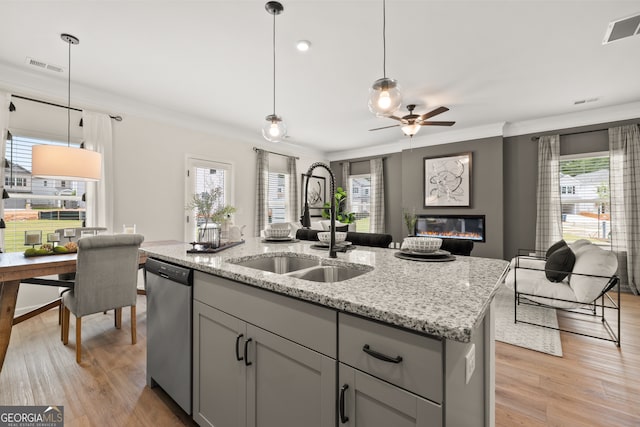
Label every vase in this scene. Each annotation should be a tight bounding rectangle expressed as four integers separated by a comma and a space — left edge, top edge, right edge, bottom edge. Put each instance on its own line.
199, 223, 221, 248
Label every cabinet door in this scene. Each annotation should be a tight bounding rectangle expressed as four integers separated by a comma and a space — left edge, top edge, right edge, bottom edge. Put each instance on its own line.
246, 325, 336, 427
338, 364, 442, 427
193, 301, 247, 427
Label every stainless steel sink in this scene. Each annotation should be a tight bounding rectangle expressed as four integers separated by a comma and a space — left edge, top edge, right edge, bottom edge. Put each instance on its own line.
230, 255, 320, 274
287, 265, 372, 283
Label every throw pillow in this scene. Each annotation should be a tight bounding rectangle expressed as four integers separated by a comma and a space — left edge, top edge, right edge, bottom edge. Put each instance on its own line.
545, 239, 567, 258
545, 245, 576, 282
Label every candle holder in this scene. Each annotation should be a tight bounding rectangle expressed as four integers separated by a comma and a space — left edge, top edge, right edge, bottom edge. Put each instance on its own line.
47, 232, 61, 246
25, 230, 42, 248
123, 224, 136, 234
63, 228, 76, 242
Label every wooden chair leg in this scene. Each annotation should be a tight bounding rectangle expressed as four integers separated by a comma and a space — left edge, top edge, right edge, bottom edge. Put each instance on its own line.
62, 307, 70, 345
75, 316, 82, 363
115, 308, 122, 329
131, 306, 137, 345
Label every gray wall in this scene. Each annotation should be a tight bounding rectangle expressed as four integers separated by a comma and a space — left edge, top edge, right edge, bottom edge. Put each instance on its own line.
503, 119, 640, 259
401, 137, 504, 259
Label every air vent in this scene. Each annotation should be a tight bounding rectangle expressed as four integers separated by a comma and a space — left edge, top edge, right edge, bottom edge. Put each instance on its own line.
25, 57, 64, 73
573, 97, 599, 106
603, 13, 640, 44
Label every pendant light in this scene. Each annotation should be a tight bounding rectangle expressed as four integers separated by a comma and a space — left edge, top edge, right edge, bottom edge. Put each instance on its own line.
368, 0, 402, 117
262, 1, 287, 142
32, 34, 101, 181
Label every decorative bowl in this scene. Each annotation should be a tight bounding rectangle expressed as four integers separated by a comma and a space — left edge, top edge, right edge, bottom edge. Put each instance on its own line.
270, 223, 291, 230
264, 228, 291, 238
401, 237, 442, 253
317, 232, 347, 244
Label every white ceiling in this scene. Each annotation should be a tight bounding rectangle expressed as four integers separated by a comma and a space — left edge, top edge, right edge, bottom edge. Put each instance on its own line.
1, 1, 639, 156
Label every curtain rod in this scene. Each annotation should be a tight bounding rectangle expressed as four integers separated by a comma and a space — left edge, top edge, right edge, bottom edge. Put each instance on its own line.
253, 147, 299, 159
530, 127, 612, 141
9, 94, 123, 121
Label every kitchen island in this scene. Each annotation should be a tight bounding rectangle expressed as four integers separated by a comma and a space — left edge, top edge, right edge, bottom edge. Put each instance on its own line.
141, 237, 509, 427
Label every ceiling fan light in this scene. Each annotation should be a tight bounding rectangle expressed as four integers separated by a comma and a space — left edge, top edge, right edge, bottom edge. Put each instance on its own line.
368, 77, 402, 117
262, 114, 287, 142
401, 123, 421, 137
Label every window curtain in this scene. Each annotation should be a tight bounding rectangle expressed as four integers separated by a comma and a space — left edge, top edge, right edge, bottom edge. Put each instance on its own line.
254, 149, 269, 236
82, 111, 113, 230
0, 92, 10, 251
535, 135, 563, 252
369, 158, 385, 233
287, 156, 298, 225
609, 124, 640, 295
342, 161, 350, 213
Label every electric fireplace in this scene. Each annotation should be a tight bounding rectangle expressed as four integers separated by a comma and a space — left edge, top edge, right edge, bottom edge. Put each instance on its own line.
415, 214, 486, 242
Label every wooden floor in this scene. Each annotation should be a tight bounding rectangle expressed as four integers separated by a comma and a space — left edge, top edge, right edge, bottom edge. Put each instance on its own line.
1, 293, 638, 426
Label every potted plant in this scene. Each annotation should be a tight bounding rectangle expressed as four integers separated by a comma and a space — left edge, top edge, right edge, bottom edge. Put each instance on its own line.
321, 186, 355, 224
403, 209, 417, 236
186, 187, 236, 243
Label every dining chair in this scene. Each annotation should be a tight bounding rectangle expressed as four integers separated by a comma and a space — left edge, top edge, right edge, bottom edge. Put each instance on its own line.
61, 233, 144, 363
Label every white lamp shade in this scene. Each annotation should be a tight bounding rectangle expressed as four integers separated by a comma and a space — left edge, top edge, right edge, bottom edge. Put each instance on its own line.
368, 77, 402, 117
32, 145, 102, 181
401, 123, 421, 137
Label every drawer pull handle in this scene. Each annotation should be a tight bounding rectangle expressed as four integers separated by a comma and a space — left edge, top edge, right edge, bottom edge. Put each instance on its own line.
362, 344, 403, 364
235, 334, 244, 361
339, 384, 349, 423
244, 338, 253, 366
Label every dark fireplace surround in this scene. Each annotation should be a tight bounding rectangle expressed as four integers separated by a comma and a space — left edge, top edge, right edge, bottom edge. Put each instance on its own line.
414, 214, 486, 242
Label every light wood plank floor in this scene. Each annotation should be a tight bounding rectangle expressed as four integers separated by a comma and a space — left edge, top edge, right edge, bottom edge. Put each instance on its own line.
1, 293, 638, 426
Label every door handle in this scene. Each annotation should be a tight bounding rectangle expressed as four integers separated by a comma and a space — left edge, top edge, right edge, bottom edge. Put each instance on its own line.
339, 384, 349, 423
244, 338, 253, 366
362, 344, 403, 364
235, 334, 244, 361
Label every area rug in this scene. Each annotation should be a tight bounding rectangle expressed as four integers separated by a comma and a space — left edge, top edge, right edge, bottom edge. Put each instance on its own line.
494, 283, 563, 357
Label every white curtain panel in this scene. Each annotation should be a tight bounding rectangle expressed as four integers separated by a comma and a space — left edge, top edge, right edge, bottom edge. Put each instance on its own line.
609, 124, 640, 295
254, 149, 269, 236
82, 111, 113, 230
342, 161, 350, 213
369, 158, 385, 233
535, 135, 563, 253
0, 91, 11, 250
287, 156, 298, 225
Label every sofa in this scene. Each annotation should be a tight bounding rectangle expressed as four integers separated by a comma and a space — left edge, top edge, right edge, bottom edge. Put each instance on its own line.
295, 228, 392, 248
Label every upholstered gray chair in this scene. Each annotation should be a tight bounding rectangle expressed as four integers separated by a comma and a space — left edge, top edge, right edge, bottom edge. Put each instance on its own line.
61, 234, 144, 363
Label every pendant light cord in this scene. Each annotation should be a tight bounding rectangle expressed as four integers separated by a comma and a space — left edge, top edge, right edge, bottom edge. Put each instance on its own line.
272, 11, 276, 115
382, 0, 386, 79
67, 38, 71, 147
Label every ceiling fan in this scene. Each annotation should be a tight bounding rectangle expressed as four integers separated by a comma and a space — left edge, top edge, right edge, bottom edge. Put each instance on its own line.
369, 104, 455, 137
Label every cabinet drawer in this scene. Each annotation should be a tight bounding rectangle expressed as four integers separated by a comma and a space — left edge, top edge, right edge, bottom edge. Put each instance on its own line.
339, 313, 442, 403
194, 271, 336, 357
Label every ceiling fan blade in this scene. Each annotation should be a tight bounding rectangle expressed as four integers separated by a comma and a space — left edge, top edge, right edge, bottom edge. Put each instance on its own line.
419, 120, 456, 126
368, 124, 400, 131
419, 106, 449, 121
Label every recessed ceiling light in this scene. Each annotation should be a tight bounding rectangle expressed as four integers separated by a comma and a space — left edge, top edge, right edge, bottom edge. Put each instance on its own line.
296, 40, 311, 52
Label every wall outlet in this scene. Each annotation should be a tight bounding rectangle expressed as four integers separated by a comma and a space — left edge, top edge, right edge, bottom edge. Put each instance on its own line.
465, 344, 476, 384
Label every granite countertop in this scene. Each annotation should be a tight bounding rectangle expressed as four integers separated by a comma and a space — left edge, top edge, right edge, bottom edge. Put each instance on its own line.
140, 237, 509, 343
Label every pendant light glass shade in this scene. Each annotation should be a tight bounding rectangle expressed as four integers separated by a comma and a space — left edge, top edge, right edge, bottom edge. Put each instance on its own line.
262, 114, 287, 142
368, 77, 402, 117
32, 145, 101, 181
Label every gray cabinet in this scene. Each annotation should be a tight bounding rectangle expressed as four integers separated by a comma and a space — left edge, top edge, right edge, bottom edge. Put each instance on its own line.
193, 272, 336, 427
338, 364, 442, 427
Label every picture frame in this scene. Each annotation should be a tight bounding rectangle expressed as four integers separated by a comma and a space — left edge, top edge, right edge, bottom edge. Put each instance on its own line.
423, 152, 472, 207
301, 174, 326, 217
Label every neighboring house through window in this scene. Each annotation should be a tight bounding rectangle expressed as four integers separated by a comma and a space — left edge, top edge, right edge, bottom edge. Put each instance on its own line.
267, 172, 289, 224
348, 174, 371, 232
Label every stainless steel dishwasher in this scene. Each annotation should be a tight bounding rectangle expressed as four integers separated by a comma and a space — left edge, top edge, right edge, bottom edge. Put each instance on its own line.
145, 258, 193, 414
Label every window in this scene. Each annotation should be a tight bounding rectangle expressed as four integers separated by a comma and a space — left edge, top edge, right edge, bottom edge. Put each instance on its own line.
185, 157, 232, 242
560, 153, 610, 247
348, 174, 371, 232
267, 172, 289, 224
2, 135, 86, 253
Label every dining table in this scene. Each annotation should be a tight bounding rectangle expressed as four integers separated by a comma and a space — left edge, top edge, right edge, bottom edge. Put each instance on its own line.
0, 243, 159, 373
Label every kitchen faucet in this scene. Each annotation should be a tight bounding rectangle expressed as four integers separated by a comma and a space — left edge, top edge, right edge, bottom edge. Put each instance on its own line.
301, 162, 337, 258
